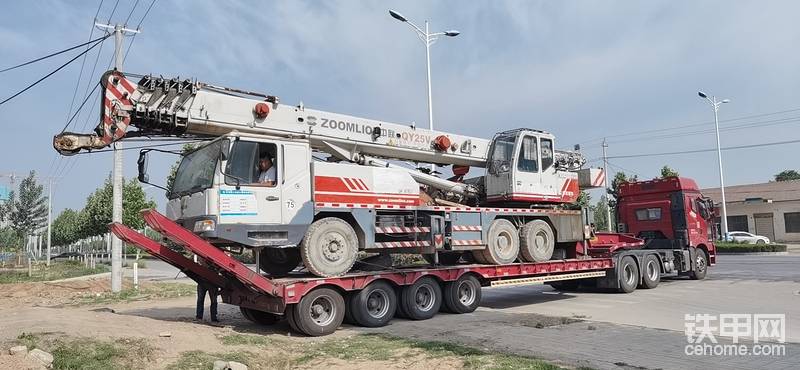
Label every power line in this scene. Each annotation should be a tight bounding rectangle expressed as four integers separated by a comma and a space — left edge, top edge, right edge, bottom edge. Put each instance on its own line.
607, 138, 800, 159
578, 106, 800, 145
59, 82, 100, 133
70, 141, 204, 155
123, 0, 158, 63
123, 0, 141, 26
0, 36, 109, 106
0, 36, 109, 74
606, 115, 800, 145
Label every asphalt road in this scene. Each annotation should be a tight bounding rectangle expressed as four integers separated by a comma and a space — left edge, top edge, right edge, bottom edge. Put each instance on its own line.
137, 254, 799, 369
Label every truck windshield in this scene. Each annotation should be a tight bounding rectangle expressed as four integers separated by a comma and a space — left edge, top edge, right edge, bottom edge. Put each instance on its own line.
169, 140, 222, 199
489, 134, 516, 173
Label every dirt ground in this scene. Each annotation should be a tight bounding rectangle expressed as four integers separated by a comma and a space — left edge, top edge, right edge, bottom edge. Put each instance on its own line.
0, 277, 473, 370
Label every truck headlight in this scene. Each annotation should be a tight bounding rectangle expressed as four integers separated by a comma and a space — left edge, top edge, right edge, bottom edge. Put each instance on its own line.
193, 219, 215, 232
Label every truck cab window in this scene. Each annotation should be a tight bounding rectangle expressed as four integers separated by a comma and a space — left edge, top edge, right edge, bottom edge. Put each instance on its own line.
225, 141, 278, 186
541, 138, 554, 170
517, 136, 538, 172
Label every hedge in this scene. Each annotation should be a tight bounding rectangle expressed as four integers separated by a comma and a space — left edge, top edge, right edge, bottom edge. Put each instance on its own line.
715, 242, 787, 253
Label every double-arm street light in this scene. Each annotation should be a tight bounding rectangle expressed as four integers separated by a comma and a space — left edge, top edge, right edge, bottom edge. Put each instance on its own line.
389, 9, 459, 172
698, 91, 730, 240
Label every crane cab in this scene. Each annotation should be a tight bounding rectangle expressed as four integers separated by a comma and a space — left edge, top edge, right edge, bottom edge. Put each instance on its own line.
483, 129, 579, 205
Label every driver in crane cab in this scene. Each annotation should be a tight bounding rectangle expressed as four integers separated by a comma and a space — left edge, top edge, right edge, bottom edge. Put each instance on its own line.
257, 154, 277, 186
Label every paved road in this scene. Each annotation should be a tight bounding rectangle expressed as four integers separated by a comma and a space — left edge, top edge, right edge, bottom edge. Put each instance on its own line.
138, 254, 799, 369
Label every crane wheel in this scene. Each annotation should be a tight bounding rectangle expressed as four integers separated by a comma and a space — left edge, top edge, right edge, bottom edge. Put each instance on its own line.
476, 219, 520, 265
259, 248, 301, 277
519, 220, 555, 262
300, 218, 358, 277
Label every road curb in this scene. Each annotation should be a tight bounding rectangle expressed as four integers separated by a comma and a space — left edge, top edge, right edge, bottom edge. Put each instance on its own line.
717, 251, 789, 256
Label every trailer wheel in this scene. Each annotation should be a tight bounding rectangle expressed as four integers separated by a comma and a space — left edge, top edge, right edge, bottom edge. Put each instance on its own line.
400, 276, 442, 320
618, 256, 639, 293
640, 254, 661, 289
240, 307, 280, 325
350, 281, 397, 327
300, 217, 358, 277
259, 248, 301, 277
443, 274, 482, 314
290, 287, 345, 336
519, 220, 555, 262
477, 219, 520, 265
689, 249, 708, 280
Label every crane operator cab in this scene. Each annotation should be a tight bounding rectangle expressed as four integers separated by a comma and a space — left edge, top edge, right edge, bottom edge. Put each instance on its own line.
483, 129, 581, 205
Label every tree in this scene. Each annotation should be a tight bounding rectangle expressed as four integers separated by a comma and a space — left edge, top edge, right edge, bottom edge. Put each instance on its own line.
774, 170, 800, 182
608, 171, 638, 203
51, 208, 84, 246
9, 171, 47, 239
165, 143, 197, 196
659, 165, 679, 179
81, 176, 157, 237
574, 190, 591, 208
592, 196, 611, 231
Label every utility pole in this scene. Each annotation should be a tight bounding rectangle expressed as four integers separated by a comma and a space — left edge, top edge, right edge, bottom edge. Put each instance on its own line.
601, 138, 612, 231
46, 177, 54, 266
95, 23, 139, 292
698, 91, 730, 240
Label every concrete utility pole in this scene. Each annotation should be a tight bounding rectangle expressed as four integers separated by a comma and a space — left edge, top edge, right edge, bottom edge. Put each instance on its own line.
46, 177, 54, 266
95, 23, 139, 292
601, 138, 612, 232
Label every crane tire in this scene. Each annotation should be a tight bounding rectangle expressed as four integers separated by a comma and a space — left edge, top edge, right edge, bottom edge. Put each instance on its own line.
478, 219, 519, 265
300, 217, 358, 277
519, 220, 555, 262
259, 248, 301, 277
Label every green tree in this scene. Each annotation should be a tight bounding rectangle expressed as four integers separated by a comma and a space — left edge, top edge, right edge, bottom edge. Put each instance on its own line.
592, 196, 611, 231
0, 227, 22, 250
51, 208, 84, 246
165, 143, 197, 196
574, 190, 591, 208
82, 176, 157, 237
774, 170, 800, 182
659, 165, 679, 179
608, 171, 638, 203
9, 171, 47, 239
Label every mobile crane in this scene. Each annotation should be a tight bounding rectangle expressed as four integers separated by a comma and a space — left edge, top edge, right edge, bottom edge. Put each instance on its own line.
54, 70, 604, 277
53, 70, 715, 336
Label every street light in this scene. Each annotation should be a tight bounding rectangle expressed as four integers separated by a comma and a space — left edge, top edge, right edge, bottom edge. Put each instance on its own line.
698, 91, 730, 240
389, 9, 459, 172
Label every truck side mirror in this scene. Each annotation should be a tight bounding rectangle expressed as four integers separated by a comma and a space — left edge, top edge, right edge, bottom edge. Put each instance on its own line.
137, 150, 150, 183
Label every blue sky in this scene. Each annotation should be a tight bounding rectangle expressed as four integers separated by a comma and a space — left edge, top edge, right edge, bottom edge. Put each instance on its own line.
2, 1, 800, 214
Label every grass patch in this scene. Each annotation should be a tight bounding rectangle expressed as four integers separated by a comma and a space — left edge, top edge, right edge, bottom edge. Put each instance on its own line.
15, 334, 154, 370
0, 260, 108, 284
219, 333, 284, 346
71, 282, 196, 306
715, 242, 787, 253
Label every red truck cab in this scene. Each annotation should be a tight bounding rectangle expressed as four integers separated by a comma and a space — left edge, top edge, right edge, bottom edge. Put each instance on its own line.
616, 177, 716, 266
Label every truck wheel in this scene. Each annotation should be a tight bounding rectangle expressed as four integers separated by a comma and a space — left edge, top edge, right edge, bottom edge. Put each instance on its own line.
423, 252, 463, 266
617, 256, 639, 293
300, 218, 358, 277
290, 287, 345, 336
640, 254, 661, 289
400, 276, 442, 320
443, 274, 482, 314
241, 307, 280, 325
478, 219, 519, 265
689, 249, 708, 280
519, 220, 555, 262
350, 281, 397, 327
259, 248, 301, 277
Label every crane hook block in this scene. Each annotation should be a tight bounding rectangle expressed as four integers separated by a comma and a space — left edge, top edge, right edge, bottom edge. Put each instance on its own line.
254, 102, 270, 119
433, 135, 452, 152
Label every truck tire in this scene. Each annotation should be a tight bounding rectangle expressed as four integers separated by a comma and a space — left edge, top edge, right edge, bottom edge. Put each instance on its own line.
519, 220, 555, 262
300, 218, 358, 277
443, 274, 482, 314
689, 249, 708, 280
290, 287, 345, 336
640, 254, 661, 289
259, 248, 301, 277
349, 281, 397, 327
476, 219, 519, 265
423, 252, 463, 266
617, 256, 639, 293
240, 307, 280, 325
399, 276, 442, 320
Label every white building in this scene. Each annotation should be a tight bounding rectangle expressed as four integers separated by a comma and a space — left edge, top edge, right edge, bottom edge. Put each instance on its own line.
702, 180, 800, 243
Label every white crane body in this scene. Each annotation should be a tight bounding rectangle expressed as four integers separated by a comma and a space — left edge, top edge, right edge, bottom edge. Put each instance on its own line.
54, 70, 604, 277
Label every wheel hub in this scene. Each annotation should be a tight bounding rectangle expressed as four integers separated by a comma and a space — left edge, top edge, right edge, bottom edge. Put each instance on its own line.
458, 281, 475, 305
321, 234, 345, 262
415, 286, 434, 311
309, 296, 335, 326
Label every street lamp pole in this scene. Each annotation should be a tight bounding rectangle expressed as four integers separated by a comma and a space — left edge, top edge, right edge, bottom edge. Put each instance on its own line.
698, 91, 730, 240
389, 10, 459, 172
